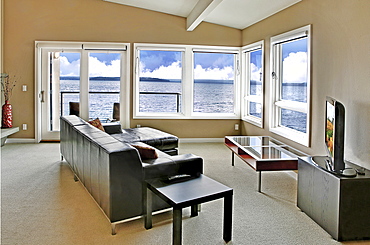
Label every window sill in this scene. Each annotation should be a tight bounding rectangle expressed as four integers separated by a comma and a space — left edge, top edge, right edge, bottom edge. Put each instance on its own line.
134, 113, 240, 120
242, 117, 262, 128
270, 126, 309, 147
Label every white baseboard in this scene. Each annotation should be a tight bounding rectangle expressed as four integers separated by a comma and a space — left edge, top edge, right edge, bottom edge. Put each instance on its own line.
283, 170, 298, 180
179, 138, 224, 143
5, 138, 36, 144
5, 138, 224, 144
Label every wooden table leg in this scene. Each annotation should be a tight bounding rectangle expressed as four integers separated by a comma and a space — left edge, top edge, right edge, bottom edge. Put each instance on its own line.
223, 194, 233, 242
173, 207, 182, 245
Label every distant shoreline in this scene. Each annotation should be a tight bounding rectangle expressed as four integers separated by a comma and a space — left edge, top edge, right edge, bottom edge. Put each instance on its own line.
60, 76, 305, 86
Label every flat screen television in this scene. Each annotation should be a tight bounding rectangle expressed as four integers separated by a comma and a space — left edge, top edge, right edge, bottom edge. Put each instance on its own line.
325, 96, 345, 173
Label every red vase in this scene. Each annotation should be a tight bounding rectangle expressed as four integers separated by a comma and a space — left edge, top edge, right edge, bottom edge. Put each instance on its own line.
2, 100, 13, 128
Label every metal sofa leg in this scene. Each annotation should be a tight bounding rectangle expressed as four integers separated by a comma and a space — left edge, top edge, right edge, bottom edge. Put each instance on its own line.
111, 223, 116, 235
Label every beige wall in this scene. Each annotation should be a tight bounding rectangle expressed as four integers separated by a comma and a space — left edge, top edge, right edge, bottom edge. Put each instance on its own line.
241, 0, 370, 168
3, 0, 370, 168
3, 0, 241, 139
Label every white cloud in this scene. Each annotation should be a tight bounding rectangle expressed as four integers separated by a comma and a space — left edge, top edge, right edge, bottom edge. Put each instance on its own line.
283, 52, 307, 83
88, 57, 120, 77
60, 56, 80, 76
59, 56, 121, 77
194, 65, 234, 80
140, 61, 234, 80
140, 61, 182, 79
250, 63, 262, 82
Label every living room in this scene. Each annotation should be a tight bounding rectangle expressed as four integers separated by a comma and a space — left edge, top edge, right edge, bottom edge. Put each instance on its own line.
1, 0, 369, 244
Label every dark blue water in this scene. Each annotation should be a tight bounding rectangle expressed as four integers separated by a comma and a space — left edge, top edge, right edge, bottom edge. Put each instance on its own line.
60, 79, 306, 132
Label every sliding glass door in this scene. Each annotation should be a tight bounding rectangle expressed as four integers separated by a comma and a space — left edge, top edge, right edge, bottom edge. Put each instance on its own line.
36, 42, 130, 141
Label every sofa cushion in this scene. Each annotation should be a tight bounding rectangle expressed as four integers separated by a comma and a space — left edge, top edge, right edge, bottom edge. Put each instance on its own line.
88, 118, 105, 132
112, 127, 178, 151
131, 142, 158, 159
103, 122, 122, 134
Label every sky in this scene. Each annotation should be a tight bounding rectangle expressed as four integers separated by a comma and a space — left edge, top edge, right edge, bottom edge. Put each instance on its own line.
282, 38, 308, 84
59, 44, 307, 83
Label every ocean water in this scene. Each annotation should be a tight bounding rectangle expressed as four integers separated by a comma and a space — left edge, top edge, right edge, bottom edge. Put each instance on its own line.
59, 79, 306, 132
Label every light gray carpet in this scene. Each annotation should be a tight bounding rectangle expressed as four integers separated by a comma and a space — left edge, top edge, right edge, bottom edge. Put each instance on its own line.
1, 142, 368, 245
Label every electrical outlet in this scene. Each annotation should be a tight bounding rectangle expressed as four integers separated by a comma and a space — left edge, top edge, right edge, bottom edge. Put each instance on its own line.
136, 125, 141, 128
235, 124, 239, 131
22, 85, 27, 91
23, 124, 27, 130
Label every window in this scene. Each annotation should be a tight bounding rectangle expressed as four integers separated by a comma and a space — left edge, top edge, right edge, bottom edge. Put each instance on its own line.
137, 49, 183, 114
134, 44, 240, 119
88, 52, 121, 120
193, 51, 236, 114
270, 25, 311, 146
242, 41, 264, 127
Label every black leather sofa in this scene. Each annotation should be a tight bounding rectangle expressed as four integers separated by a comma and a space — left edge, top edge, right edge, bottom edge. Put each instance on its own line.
60, 115, 203, 234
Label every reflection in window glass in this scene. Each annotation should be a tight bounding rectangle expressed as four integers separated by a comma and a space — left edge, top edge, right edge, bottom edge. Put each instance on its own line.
139, 50, 182, 113
193, 52, 235, 113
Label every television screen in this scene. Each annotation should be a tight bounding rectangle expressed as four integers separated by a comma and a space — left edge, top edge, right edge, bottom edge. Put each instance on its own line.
325, 100, 335, 158
325, 96, 345, 172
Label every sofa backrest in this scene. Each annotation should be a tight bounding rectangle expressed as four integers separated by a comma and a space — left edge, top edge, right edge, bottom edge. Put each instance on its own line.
60, 115, 144, 221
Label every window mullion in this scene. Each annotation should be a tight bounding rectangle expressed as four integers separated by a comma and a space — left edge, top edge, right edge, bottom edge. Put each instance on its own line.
183, 47, 193, 117
80, 50, 89, 121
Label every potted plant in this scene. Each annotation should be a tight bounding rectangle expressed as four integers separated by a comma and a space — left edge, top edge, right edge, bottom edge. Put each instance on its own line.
1, 73, 17, 128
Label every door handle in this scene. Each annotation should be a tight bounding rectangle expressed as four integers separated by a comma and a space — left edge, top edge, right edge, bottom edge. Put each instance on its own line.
40, 90, 45, 102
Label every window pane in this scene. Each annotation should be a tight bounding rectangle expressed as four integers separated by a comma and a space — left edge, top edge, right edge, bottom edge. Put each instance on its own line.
249, 49, 262, 96
281, 38, 307, 102
139, 50, 182, 113
89, 53, 121, 120
58, 52, 81, 130
280, 108, 307, 133
249, 101, 262, 119
193, 52, 234, 113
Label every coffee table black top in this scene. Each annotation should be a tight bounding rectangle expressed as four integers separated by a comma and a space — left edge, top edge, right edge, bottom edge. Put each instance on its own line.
146, 175, 233, 208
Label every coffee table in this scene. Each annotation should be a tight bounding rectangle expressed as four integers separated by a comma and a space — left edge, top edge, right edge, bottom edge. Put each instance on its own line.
225, 136, 307, 192
144, 174, 233, 245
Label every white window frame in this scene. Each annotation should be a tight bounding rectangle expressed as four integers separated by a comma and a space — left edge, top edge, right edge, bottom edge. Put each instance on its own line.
35, 41, 131, 142
133, 44, 186, 118
270, 25, 311, 146
241, 40, 264, 128
134, 43, 240, 119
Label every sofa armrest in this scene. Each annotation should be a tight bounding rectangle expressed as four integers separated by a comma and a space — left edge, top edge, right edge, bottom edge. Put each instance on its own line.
142, 153, 203, 180
103, 123, 122, 134
170, 154, 203, 176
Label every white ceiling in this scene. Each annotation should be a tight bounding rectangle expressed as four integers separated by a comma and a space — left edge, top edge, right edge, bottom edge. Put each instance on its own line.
103, 0, 302, 31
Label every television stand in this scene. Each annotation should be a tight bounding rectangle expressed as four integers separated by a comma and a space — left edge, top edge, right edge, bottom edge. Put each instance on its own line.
297, 156, 370, 241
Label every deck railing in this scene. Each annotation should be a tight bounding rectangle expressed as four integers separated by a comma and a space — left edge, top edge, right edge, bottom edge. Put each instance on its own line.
60, 91, 182, 115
